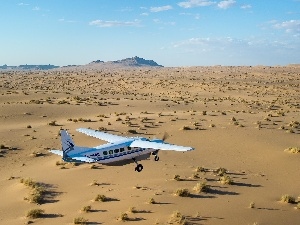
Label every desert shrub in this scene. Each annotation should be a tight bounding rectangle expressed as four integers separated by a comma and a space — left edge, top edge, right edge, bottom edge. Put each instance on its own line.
170, 211, 187, 224
181, 126, 192, 130
73, 217, 88, 224
26, 209, 44, 219
148, 197, 156, 204
119, 212, 129, 221
175, 188, 190, 197
284, 147, 300, 154
20, 178, 37, 188
249, 202, 255, 208
215, 167, 227, 176
48, 121, 57, 126
94, 194, 108, 202
81, 205, 91, 213
128, 206, 137, 213
193, 182, 210, 193
192, 173, 200, 179
27, 125, 32, 128
219, 175, 233, 185
280, 194, 296, 203
196, 166, 205, 172
173, 174, 181, 181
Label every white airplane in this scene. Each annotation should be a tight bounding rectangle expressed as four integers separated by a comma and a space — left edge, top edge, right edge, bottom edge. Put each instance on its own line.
50, 128, 194, 172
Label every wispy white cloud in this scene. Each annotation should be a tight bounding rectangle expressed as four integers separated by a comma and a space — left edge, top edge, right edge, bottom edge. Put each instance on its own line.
89, 19, 140, 28
241, 4, 252, 9
32, 6, 40, 11
273, 20, 300, 33
18, 2, 29, 6
153, 19, 176, 26
178, 0, 216, 8
150, 5, 173, 12
171, 36, 300, 65
217, 0, 236, 9
59, 18, 77, 23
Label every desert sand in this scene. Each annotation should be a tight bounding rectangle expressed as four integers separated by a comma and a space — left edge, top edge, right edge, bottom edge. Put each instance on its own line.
0, 66, 299, 225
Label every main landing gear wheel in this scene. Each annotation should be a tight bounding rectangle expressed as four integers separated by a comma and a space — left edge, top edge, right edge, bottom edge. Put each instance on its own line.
135, 164, 143, 172
154, 155, 159, 161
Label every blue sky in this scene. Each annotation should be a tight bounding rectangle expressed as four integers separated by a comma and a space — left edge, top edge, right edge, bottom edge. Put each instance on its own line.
0, 0, 299, 66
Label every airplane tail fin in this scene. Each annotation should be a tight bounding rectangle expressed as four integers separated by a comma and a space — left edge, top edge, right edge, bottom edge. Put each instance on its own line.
60, 130, 75, 155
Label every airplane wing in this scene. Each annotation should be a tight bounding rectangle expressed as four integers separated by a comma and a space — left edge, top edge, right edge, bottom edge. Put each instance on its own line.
49, 150, 63, 156
130, 140, 194, 151
76, 128, 129, 143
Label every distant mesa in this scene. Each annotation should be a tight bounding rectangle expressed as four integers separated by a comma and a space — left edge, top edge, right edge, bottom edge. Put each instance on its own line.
90, 60, 104, 64
1, 56, 163, 70
89, 56, 163, 68
111, 56, 163, 67
0, 64, 59, 70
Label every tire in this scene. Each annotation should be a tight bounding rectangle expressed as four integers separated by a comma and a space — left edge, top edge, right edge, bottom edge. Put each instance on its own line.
154, 155, 159, 161
135, 164, 143, 172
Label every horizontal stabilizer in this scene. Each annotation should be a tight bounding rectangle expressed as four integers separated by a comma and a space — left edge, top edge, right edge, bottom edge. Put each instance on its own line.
76, 128, 129, 143
130, 140, 194, 151
72, 157, 96, 163
49, 150, 63, 156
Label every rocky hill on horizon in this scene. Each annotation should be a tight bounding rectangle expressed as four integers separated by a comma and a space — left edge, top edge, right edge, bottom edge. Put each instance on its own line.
0, 56, 163, 71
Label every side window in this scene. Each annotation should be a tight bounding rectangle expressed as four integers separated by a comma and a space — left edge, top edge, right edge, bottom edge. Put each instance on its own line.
109, 150, 113, 155
127, 147, 131, 151
120, 148, 124, 152
103, 151, 108, 156
114, 149, 119, 154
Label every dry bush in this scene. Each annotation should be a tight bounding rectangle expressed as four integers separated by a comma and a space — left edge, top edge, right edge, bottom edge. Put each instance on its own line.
249, 202, 255, 208
219, 175, 233, 185
94, 194, 108, 202
48, 120, 57, 126
81, 205, 92, 213
169, 211, 187, 224
280, 194, 296, 203
193, 182, 210, 193
148, 197, 156, 204
119, 212, 129, 221
173, 174, 181, 181
73, 217, 88, 224
215, 167, 227, 176
284, 147, 300, 154
26, 209, 44, 219
175, 188, 190, 197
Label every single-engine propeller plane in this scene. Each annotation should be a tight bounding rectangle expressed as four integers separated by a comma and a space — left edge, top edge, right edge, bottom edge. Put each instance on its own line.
50, 128, 194, 172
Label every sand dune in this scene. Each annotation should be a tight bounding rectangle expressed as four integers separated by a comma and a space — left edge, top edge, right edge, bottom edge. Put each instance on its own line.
0, 66, 299, 224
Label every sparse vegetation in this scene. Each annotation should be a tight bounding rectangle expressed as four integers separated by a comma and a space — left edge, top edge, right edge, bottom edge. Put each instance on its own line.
284, 147, 300, 154
81, 205, 92, 213
280, 194, 296, 203
48, 120, 57, 126
119, 212, 129, 221
175, 188, 190, 197
73, 217, 88, 224
219, 175, 233, 185
148, 197, 156, 204
26, 208, 44, 219
94, 194, 108, 202
215, 167, 227, 176
173, 174, 181, 181
169, 211, 187, 224
249, 202, 255, 208
193, 182, 210, 193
